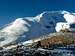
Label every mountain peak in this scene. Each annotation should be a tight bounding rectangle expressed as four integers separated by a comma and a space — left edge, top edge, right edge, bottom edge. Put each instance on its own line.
0, 10, 75, 47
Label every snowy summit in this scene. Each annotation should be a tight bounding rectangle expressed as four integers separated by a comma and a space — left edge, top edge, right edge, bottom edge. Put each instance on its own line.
0, 10, 75, 47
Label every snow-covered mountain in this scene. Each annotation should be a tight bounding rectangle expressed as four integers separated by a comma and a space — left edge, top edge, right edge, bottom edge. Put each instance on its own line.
0, 10, 75, 47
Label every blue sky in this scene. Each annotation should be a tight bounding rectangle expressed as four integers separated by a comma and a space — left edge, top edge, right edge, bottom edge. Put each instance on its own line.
0, 0, 75, 26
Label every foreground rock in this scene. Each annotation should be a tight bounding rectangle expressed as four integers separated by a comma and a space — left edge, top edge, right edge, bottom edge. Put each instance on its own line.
0, 32, 75, 56
23, 32, 75, 47
0, 44, 75, 56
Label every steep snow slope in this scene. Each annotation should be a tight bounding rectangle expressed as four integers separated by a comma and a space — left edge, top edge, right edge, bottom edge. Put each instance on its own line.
16, 11, 66, 42
0, 10, 74, 46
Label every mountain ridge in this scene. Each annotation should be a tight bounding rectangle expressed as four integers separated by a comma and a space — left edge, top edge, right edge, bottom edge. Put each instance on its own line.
0, 10, 75, 47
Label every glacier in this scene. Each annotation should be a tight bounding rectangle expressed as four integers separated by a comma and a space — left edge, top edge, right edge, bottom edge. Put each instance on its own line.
0, 10, 75, 47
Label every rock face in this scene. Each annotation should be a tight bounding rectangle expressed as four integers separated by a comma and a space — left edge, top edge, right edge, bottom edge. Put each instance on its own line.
27, 32, 75, 47
40, 33, 75, 46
